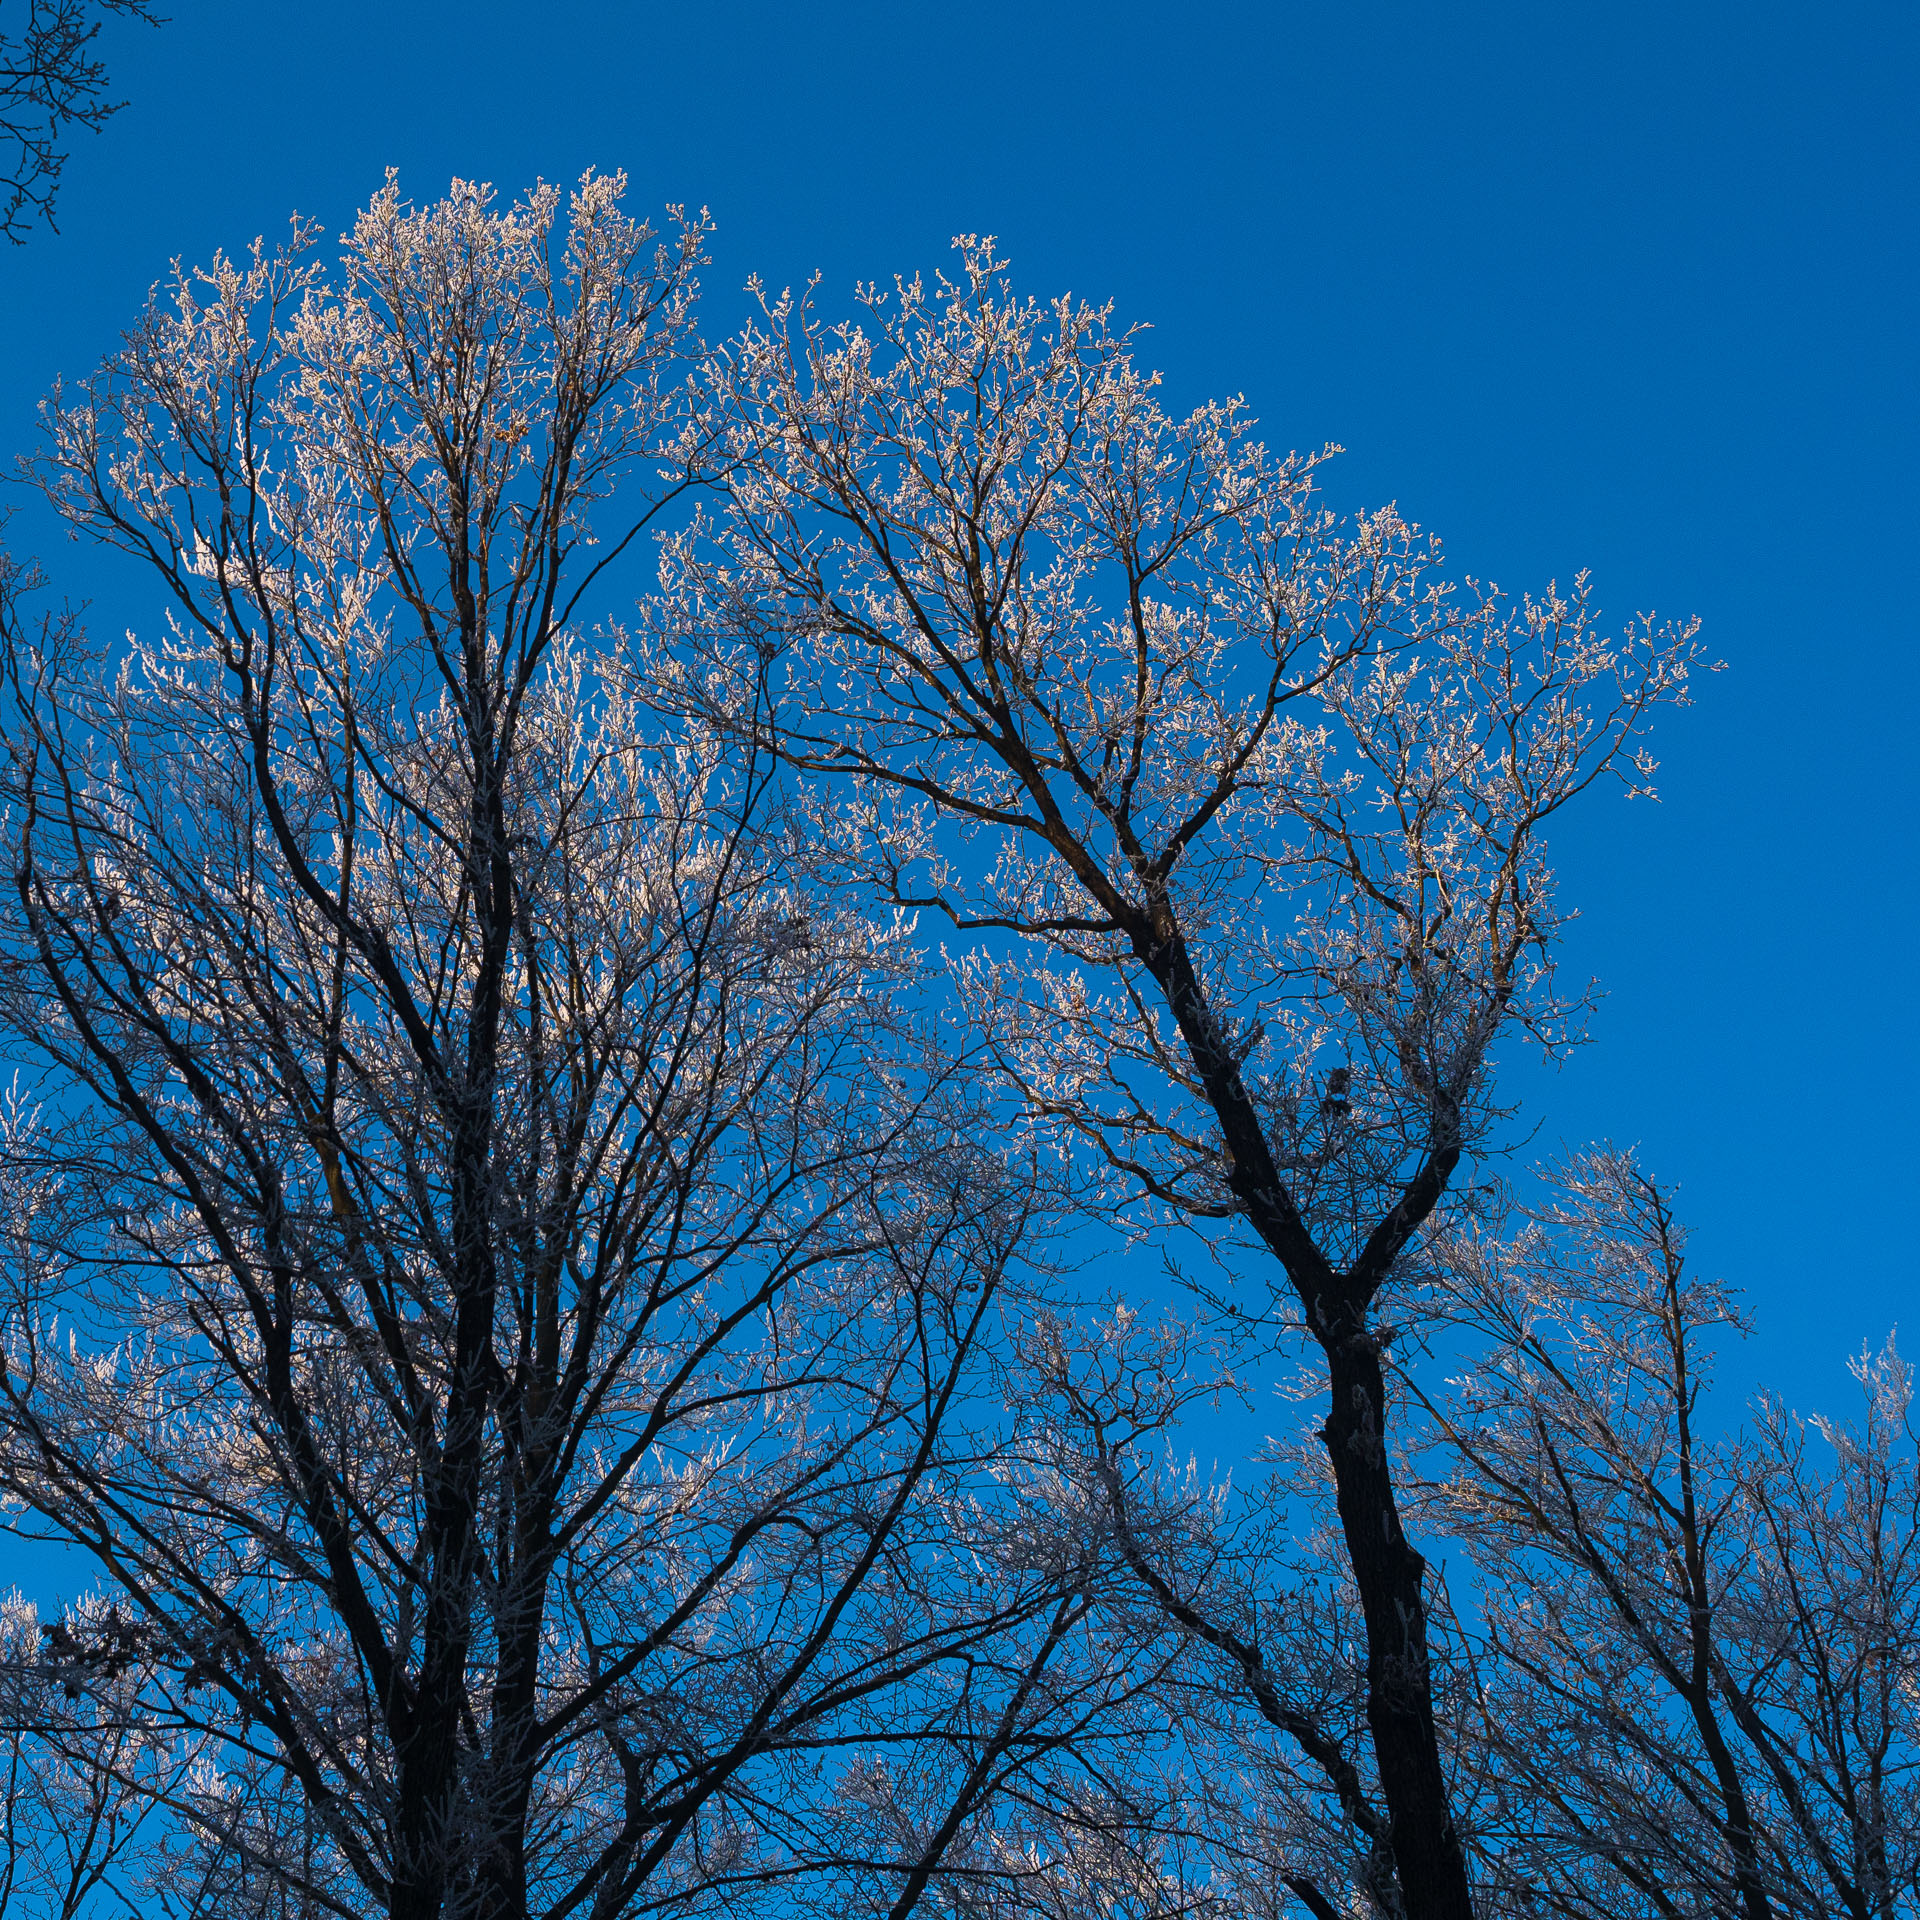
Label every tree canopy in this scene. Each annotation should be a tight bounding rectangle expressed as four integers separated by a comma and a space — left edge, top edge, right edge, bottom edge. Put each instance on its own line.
0, 173, 1904, 1920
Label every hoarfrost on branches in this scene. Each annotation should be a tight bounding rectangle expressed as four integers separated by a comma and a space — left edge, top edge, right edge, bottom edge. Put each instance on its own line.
658, 234, 1706, 1920
0, 179, 1158, 1920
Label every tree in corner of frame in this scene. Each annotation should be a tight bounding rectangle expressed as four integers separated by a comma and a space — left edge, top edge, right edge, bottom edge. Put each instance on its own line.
0, 0, 164, 240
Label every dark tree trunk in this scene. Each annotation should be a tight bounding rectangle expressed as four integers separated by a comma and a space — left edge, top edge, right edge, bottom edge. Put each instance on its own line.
1137, 914, 1478, 1920
1322, 1337, 1473, 1920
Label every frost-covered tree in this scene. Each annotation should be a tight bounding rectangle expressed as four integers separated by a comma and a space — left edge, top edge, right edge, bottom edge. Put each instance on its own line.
661, 239, 1706, 1920
0, 178, 1136, 1920
1421, 1156, 1920, 1920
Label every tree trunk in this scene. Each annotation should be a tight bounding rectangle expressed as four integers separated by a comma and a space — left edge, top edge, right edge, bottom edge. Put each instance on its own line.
1137, 917, 1478, 1920
1322, 1337, 1474, 1920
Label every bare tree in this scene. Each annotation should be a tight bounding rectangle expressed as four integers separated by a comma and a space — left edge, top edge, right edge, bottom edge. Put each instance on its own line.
661, 238, 1706, 1919
0, 177, 1139, 1920
1421, 1153, 1920, 1919
1, 0, 161, 240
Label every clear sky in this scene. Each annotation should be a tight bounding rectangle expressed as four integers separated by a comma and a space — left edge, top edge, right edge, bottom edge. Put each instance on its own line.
2, 0, 1914, 1426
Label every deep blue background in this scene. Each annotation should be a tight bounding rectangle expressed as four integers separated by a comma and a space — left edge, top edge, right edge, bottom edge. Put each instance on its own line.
0, 0, 1913, 1522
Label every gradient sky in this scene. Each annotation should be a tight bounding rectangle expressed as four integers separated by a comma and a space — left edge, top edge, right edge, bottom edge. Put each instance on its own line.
1, 0, 1913, 1451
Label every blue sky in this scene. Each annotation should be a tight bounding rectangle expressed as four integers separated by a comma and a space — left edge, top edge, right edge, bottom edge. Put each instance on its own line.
2, 0, 1914, 1430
